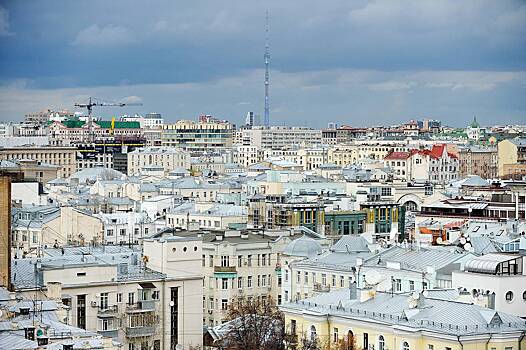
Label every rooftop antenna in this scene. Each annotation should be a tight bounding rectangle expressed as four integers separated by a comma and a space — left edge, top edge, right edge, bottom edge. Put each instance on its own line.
264, 10, 270, 127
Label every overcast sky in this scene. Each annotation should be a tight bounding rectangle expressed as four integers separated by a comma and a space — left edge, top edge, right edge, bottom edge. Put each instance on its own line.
0, 0, 525, 127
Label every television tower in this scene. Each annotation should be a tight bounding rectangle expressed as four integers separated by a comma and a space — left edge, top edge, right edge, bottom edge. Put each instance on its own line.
264, 11, 270, 127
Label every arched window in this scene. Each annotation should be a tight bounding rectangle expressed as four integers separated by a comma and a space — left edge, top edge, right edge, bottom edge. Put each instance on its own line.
346, 330, 355, 350
378, 335, 385, 350
402, 341, 410, 350
310, 325, 317, 341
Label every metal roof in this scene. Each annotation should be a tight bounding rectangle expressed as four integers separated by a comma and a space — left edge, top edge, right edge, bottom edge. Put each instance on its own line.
464, 253, 520, 274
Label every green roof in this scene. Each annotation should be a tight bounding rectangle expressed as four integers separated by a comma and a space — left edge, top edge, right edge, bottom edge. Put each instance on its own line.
62, 120, 85, 128
55, 119, 140, 129
96, 121, 141, 129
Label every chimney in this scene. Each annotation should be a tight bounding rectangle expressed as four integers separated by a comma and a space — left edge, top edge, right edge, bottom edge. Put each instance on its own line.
359, 287, 376, 303
46, 281, 62, 300
349, 282, 357, 300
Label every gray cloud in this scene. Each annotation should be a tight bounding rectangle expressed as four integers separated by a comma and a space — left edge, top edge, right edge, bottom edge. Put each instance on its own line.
0, 0, 524, 125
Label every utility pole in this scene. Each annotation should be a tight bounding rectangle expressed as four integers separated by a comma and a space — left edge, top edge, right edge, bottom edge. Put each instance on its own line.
264, 11, 271, 127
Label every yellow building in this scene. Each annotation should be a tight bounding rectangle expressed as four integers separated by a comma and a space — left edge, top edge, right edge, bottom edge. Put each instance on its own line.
280, 286, 526, 350
497, 138, 526, 178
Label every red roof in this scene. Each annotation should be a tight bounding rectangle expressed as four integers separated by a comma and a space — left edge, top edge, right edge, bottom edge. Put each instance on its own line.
384, 151, 411, 160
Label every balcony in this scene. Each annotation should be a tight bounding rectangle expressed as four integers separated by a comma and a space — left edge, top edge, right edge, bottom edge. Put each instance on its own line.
313, 283, 331, 293
97, 305, 119, 318
125, 325, 156, 338
213, 266, 238, 278
126, 301, 157, 313
98, 329, 119, 338
214, 266, 237, 273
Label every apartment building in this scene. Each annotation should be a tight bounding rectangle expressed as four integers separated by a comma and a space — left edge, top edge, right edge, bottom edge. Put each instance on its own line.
248, 194, 326, 233
12, 245, 203, 350
237, 126, 322, 150
127, 146, 190, 176
498, 138, 526, 179
49, 119, 144, 146
145, 228, 295, 327
0, 146, 76, 178
161, 117, 233, 154
166, 202, 247, 230
280, 286, 526, 350
458, 146, 498, 179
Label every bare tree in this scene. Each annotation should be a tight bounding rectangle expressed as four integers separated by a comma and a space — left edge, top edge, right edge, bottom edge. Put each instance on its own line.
221, 296, 285, 350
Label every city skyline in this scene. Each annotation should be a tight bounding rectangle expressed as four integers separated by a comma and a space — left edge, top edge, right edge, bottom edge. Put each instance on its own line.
0, 1, 525, 127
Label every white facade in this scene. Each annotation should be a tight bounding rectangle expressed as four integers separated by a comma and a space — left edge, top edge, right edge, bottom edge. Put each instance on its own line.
127, 146, 190, 176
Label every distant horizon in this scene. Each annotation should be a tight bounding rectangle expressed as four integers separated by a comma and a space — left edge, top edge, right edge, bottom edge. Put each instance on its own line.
1, 1, 525, 127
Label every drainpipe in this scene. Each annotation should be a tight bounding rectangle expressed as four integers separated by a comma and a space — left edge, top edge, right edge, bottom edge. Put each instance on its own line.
518, 331, 525, 350
456, 335, 464, 350
485, 333, 493, 350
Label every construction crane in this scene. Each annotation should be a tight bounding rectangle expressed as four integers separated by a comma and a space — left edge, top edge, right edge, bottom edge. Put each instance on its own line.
74, 97, 142, 142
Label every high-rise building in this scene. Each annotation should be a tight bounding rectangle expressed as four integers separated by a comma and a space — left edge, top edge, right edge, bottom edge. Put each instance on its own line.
161, 117, 233, 154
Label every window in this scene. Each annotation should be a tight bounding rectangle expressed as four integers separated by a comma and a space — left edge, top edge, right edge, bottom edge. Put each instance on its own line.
297, 272, 301, 283
409, 280, 414, 291
209, 255, 213, 267
402, 341, 409, 350
120, 229, 126, 236
107, 229, 114, 237
100, 293, 108, 309
523, 290, 526, 301
423, 281, 428, 290
221, 256, 229, 267
304, 272, 309, 283
506, 291, 514, 302
427, 345, 433, 350
128, 292, 135, 305
378, 335, 385, 350
238, 277, 243, 289
222, 278, 228, 290
310, 325, 317, 341
152, 291, 160, 300
238, 255, 242, 267
221, 299, 228, 310
117, 293, 122, 303
393, 278, 402, 292
247, 255, 252, 267
322, 274, 327, 286
363, 333, 368, 349
247, 276, 253, 288
333, 327, 339, 343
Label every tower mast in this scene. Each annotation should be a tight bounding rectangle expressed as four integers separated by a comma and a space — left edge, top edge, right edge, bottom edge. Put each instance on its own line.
264, 11, 270, 127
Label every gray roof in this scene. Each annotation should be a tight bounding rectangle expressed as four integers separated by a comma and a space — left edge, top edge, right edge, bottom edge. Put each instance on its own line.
282, 235, 323, 258
464, 253, 520, 274
0, 333, 38, 350
363, 245, 471, 272
280, 288, 526, 336
331, 235, 370, 253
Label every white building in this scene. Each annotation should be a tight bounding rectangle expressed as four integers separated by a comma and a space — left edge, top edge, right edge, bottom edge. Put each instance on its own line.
127, 146, 190, 176
452, 253, 526, 318
12, 245, 203, 350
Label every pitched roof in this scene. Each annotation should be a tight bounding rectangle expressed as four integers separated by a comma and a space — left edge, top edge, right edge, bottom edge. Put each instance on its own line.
384, 151, 411, 160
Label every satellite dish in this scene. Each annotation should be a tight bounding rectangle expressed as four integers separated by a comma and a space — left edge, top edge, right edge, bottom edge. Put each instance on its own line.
411, 292, 420, 300
377, 278, 392, 291
464, 243, 473, 252
460, 237, 467, 245
422, 290, 429, 298
364, 270, 382, 286
436, 237, 443, 244
466, 236, 471, 242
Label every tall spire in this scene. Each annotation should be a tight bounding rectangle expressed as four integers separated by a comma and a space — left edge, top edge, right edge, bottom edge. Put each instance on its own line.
264, 10, 270, 127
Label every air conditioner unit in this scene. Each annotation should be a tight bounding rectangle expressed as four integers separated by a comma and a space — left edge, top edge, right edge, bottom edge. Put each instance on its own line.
90, 301, 97, 307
